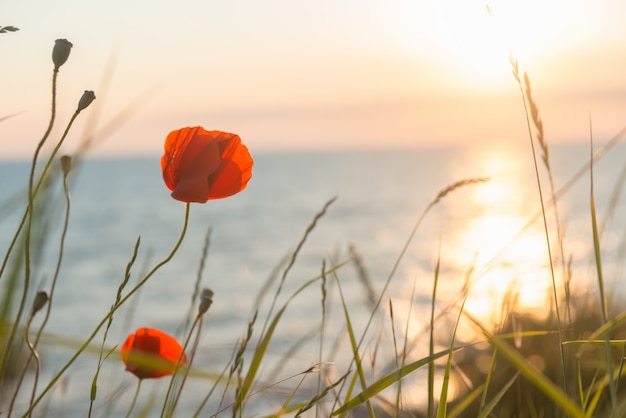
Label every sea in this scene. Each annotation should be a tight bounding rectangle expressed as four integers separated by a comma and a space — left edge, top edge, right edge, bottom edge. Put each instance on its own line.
1, 141, 625, 416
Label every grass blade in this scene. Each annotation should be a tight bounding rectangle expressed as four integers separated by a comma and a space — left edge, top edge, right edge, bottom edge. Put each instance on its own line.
465, 312, 586, 418
332, 346, 465, 415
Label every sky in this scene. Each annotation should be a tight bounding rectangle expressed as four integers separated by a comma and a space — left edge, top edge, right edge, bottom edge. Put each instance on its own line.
2, 0, 626, 160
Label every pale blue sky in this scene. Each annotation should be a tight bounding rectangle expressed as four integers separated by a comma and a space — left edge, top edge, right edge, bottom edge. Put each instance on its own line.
2, 0, 626, 159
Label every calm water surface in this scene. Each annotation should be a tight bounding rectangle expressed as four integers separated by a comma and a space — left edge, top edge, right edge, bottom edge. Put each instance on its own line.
1, 142, 625, 416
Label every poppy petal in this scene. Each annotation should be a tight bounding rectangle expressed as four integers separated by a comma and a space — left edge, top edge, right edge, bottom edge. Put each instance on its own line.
160, 126, 253, 203
207, 135, 253, 198
171, 138, 221, 202
161, 127, 198, 191
120, 327, 186, 379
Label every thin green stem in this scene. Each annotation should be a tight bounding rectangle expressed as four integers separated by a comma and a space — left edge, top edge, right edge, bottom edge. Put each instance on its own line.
24, 319, 40, 418
6, 314, 37, 418
332, 178, 486, 409
317, 260, 327, 418
1, 111, 81, 376
89, 236, 141, 418
0, 69, 62, 384
7, 163, 72, 416
332, 269, 375, 417
161, 316, 200, 418
259, 197, 337, 339
514, 67, 568, 395
0, 107, 81, 282
0, 68, 57, 281
428, 251, 441, 418
125, 379, 142, 418
167, 316, 204, 417
589, 124, 617, 410
21, 203, 191, 417
192, 350, 233, 418
31, 160, 71, 369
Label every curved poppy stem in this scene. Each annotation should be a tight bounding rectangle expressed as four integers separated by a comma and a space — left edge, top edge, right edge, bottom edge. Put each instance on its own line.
125, 379, 142, 418
7, 166, 72, 418
6, 313, 39, 418
0, 109, 81, 386
22, 203, 191, 417
0, 109, 78, 282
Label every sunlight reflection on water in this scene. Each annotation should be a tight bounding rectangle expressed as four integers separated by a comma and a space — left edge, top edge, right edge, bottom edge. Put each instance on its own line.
1, 141, 625, 416
450, 147, 551, 320
445, 144, 561, 324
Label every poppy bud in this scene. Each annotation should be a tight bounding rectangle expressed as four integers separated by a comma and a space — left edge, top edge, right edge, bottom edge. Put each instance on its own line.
60, 155, 72, 175
52, 39, 72, 70
77, 90, 96, 112
198, 288, 214, 316
31, 291, 49, 315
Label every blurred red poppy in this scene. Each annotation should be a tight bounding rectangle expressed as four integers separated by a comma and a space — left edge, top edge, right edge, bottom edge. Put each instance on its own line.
121, 327, 186, 379
161, 126, 253, 203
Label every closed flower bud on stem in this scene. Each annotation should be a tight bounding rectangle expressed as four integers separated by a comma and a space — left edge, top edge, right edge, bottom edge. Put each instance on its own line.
52, 39, 72, 70
60, 155, 72, 175
198, 288, 214, 316
31, 291, 49, 316
77, 90, 96, 112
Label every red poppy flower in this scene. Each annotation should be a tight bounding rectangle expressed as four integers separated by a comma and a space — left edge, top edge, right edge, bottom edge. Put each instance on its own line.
121, 327, 187, 379
161, 126, 253, 203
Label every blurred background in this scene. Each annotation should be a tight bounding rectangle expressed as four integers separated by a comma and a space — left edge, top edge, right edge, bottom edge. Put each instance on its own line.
2, 0, 626, 159
2, 1, 626, 415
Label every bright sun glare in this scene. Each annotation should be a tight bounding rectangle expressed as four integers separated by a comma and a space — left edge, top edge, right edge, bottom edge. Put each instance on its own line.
445, 145, 553, 322
431, 0, 577, 88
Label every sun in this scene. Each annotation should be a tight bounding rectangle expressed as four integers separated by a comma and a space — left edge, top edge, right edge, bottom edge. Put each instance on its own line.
429, 0, 584, 89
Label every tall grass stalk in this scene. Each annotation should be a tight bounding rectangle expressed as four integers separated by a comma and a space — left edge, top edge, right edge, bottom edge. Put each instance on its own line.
20, 64, 60, 343
178, 228, 211, 336
428, 251, 441, 417
510, 57, 568, 394
88, 236, 141, 417
124, 379, 142, 418
465, 311, 586, 418
476, 371, 520, 418
447, 383, 485, 418
167, 290, 214, 415
391, 267, 419, 415
317, 259, 328, 418
28, 157, 72, 406
522, 71, 570, 321
192, 345, 235, 418
330, 177, 488, 413
230, 267, 345, 416
7, 157, 73, 417
232, 197, 337, 416
214, 315, 253, 417
210, 259, 343, 418
588, 119, 618, 409
333, 345, 468, 415
1, 105, 85, 394
478, 348, 498, 414
436, 271, 470, 418
163, 312, 206, 417
332, 264, 375, 416
473, 125, 626, 286
258, 196, 337, 339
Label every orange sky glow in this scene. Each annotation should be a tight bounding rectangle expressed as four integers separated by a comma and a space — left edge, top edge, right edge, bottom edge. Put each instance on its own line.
2, 0, 626, 160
